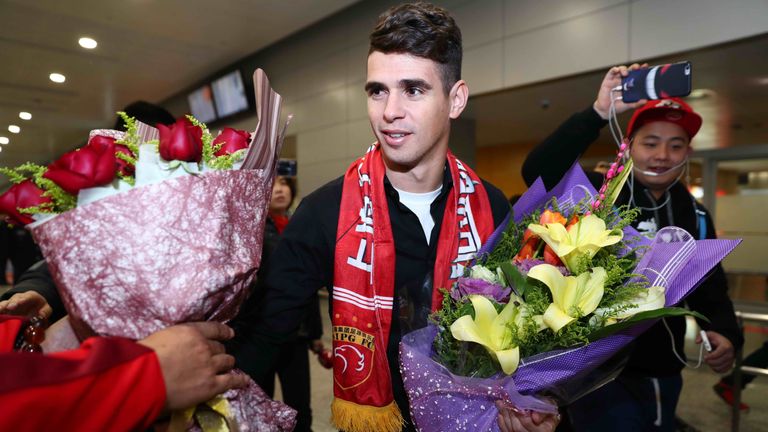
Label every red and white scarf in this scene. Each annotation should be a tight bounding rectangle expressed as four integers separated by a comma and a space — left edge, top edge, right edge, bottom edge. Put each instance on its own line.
330, 144, 495, 432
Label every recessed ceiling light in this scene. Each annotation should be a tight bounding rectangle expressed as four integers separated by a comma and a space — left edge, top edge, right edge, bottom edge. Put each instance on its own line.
49, 73, 66, 83
78, 37, 98, 49
19, 112, 32, 120
0, 137, 8, 145
8, 125, 20, 134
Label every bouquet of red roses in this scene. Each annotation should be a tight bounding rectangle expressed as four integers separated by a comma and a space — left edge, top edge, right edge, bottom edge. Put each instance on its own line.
0, 70, 296, 431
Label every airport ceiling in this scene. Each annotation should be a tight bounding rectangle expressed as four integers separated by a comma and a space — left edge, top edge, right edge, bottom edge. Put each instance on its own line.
0, 0, 359, 168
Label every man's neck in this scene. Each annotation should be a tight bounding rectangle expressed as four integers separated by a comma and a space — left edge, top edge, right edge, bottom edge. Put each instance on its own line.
385, 159, 445, 193
648, 188, 667, 200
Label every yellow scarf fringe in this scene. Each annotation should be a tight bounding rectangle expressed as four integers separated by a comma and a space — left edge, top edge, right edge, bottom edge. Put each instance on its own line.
169, 396, 232, 432
331, 398, 404, 432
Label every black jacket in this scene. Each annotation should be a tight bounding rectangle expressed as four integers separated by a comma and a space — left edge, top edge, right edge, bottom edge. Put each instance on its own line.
0, 225, 43, 284
1, 260, 65, 323
244, 166, 510, 431
230, 215, 323, 345
522, 106, 743, 377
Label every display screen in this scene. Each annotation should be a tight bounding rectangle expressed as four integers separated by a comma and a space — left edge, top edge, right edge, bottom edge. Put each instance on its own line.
212, 70, 249, 118
187, 85, 217, 123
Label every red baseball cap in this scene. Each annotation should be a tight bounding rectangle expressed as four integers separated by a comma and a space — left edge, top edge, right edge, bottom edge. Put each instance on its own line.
626, 97, 702, 141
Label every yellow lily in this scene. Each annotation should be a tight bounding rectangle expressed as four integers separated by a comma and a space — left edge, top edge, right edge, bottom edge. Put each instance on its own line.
450, 295, 522, 374
527, 214, 623, 272
594, 285, 666, 325
527, 264, 607, 332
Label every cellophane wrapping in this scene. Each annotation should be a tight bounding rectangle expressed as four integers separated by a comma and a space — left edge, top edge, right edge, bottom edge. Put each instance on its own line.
399, 163, 739, 432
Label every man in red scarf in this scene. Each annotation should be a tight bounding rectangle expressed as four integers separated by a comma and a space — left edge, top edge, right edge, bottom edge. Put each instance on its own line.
0, 316, 247, 431
237, 3, 558, 432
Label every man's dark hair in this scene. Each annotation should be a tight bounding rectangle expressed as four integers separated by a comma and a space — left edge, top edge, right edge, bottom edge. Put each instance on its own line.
369, 2, 462, 94
114, 101, 175, 131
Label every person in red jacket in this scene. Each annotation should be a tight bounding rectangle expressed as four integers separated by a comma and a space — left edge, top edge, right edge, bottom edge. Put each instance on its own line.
0, 315, 248, 431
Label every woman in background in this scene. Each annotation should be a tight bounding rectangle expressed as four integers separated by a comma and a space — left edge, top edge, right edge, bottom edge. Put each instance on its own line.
231, 174, 327, 432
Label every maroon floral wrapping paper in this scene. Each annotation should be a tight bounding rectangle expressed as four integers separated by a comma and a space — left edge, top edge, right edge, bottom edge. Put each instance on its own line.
31, 169, 269, 340
217, 372, 298, 432
31, 167, 297, 430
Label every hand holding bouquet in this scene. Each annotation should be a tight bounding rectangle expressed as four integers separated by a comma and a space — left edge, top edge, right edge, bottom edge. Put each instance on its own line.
400, 161, 740, 431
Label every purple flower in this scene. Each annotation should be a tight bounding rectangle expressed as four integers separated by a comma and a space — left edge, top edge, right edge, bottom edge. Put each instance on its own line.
451, 277, 511, 303
516, 258, 570, 276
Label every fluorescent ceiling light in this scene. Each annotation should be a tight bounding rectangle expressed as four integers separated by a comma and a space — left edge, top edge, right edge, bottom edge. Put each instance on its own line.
19, 112, 32, 120
79, 37, 98, 49
49, 73, 66, 83
0, 136, 8, 144
8, 125, 20, 134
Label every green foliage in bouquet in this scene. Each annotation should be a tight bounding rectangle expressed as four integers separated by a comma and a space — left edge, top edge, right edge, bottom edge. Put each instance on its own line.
0, 163, 76, 214
186, 115, 246, 170
115, 112, 145, 186
431, 193, 702, 378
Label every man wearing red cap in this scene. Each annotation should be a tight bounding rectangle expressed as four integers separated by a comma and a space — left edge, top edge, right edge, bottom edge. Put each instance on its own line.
522, 65, 742, 431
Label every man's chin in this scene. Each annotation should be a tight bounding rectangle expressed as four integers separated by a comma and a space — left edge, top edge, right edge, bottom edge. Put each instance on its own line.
635, 172, 677, 191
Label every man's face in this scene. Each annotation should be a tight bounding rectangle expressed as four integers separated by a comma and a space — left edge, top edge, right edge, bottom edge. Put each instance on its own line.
365, 51, 465, 172
630, 121, 692, 192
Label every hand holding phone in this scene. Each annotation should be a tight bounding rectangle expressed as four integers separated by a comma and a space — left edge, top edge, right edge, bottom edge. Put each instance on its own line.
622, 61, 692, 103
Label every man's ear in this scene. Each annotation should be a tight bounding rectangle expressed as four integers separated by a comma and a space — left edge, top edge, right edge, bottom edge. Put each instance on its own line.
448, 80, 468, 119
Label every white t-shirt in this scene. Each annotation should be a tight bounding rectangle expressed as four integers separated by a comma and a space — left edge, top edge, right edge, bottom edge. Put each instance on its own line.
393, 186, 442, 245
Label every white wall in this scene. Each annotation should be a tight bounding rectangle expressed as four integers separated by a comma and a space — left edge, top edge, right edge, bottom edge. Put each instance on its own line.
165, 0, 768, 199
716, 194, 768, 273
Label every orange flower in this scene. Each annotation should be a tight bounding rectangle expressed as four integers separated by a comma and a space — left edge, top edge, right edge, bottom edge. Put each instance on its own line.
539, 209, 566, 225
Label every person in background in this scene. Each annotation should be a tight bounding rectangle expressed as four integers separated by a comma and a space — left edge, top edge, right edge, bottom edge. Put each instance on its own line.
0, 225, 42, 285
237, 3, 558, 432
714, 338, 768, 411
521, 65, 743, 431
229, 173, 327, 432
0, 315, 248, 430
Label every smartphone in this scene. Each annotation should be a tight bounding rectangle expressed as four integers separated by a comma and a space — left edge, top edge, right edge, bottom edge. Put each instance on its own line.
621, 61, 692, 103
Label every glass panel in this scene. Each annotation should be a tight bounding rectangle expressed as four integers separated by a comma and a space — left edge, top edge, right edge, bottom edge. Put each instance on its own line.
714, 158, 768, 304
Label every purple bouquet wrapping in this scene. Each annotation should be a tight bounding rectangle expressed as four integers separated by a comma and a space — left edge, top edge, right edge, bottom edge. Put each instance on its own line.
400, 163, 740, 431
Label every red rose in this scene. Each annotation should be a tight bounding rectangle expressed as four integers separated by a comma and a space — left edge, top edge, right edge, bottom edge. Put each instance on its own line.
0, 180, 52, 226
157, 118, 203, 162
44, 139, 119, 194
88, 135, 134, 176
213, 127, 250, 156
